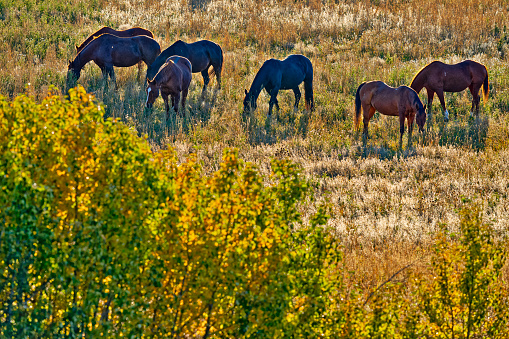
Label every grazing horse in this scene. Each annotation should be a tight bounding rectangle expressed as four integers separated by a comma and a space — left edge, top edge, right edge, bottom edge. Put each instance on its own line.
75, 26, 154, 53
75, 27, 155, 79
146, 40, 223, 94
355, 81, 426, 147
67, 34, 161, 87
243, 54, 314, 116
410, 60, 489, 121
145, 56, 192, 119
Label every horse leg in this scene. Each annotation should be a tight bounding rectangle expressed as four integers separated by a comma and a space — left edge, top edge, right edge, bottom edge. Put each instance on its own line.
181, 88, 189, 114
214, 64, 222, 90
469, 84, 482, 117
399, 114, 406, 149
173, 93, 181, 116
201, 69, 210, 96
162, 93, 170, 120
407, 113, 415, 148
436, 89, 448, 122
362, 104, 374, 142
268, 88, 280, 116
137, 61, 143, 81
426, 89, 434, 114
292, 87, 301, 111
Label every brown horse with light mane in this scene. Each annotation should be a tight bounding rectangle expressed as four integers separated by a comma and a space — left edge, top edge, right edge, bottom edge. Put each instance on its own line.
355, 81, 426, 147
145, 56, 192, 119
67, 33, 161, 87
410, 60, 489, 121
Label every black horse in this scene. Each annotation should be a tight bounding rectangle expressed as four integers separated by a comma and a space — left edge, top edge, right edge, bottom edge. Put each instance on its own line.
243, 54, 314, 116
146, 40, 223, 94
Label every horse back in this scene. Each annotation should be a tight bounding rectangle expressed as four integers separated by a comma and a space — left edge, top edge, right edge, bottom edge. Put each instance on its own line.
279, 55, 312, 89
156, 56, 192, 91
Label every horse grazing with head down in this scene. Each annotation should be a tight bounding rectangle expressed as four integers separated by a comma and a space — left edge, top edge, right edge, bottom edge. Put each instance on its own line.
67, 33, 161, 87
355, 81, 426, 148
145, 56, 192, 119
410, 60, 489, 121
75, 26, 154, 53
243, 54, 314, 116
146, 40, 223, 94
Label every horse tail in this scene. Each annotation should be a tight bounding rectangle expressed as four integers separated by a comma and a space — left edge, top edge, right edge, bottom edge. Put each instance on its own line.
208, 44, 223, 80
303, 62, 314, 111
482, 70, 489, 102
354, 83, 365, 129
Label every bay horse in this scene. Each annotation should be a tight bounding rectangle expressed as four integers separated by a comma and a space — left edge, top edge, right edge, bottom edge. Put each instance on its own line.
355, 81, 426, 147
145, 56, 192, 119
67, 33, 161, 87
410, 60, 489, 121
243, 54, 314, 116
146, 40, 223, 94
75, 26, 154, 53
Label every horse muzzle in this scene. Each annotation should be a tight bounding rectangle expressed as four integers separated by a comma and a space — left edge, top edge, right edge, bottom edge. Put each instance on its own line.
146, 103, 153, 109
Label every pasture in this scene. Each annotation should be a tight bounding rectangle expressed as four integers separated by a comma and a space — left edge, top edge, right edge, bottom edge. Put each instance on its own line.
2, 0, 509, 336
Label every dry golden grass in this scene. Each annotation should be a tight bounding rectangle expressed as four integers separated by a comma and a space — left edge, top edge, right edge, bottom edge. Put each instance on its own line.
3, 0, 509, 297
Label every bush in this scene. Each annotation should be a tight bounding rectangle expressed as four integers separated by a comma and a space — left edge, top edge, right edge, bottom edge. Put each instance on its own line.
0, 86, 342, 338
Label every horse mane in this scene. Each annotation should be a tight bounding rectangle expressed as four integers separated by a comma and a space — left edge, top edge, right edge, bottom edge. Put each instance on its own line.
153, 59, 177, 84
410, 64, 428, 89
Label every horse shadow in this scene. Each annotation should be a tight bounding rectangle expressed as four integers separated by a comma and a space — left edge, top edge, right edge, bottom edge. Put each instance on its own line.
437, 115, 489, 150
243, 105, 311, 145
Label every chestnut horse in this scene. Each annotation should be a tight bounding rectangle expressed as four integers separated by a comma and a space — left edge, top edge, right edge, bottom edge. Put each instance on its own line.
410, 60, 489, 121
355, 81, 426, 147
146, 40, 223, 94
243, 54, 314, 116
67, 34, 161, 87
145, 56, 192, 119
75, 26, 154, 53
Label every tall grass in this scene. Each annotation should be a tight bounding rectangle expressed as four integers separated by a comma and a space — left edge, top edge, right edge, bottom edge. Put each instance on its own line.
2, 0, 509, 298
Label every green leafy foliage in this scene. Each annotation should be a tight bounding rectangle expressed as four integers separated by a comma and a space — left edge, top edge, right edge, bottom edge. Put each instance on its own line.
417, 202, 509, 339
0, 87, 342, 337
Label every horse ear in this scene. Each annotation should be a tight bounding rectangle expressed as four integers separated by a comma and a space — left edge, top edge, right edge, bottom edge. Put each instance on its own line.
423, 104, 427, 110
244, 89, 248, 95
75, 45, 78, 51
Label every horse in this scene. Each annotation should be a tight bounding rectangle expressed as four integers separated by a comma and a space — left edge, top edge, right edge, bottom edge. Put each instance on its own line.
75, 26, 154, 53
410, 60, 489, 121
145, 56, 192, 119
243, 54, 314, 116
67, 33, 161, 87
355, 81, 426, 148
75, 26, 155, 79
146, 40, 223, 94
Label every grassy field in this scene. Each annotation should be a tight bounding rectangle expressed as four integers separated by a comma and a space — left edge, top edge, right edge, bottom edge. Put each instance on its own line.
2, 0, 509, 311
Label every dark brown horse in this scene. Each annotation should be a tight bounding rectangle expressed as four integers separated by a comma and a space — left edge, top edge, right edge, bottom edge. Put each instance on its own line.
355, 81, 426, 147
146, 40, 223, 94
410, 60, 489, 121
243, 54, 314, 116
75, 27, 155, 79
75, 26, 154, 53
67, 33, 161, 87
145, 56, 192, 119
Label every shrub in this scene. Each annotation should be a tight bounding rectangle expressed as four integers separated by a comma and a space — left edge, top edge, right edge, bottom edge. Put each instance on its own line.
0, 86, 342, 338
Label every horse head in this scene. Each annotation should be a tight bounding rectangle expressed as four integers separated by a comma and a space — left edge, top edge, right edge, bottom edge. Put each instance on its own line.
67, 60, 81, 83
416, 103, 427, 132
243, 89, 257, 114
145, 80, 160, 109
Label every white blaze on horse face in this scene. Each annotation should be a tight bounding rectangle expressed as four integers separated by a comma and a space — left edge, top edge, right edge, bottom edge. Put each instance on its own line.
444, 110, 449, 119
146, 87, 152, 106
